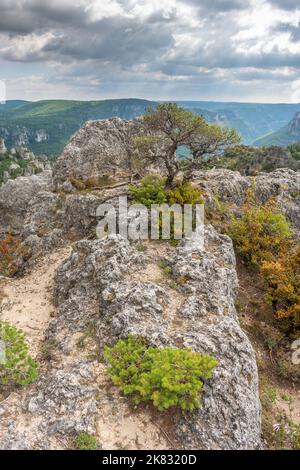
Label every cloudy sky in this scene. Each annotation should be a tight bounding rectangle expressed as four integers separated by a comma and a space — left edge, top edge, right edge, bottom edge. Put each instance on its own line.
1, 0, 300, 102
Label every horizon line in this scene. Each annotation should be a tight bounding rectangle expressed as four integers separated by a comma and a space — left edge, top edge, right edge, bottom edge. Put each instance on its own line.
3, 97, 300, 106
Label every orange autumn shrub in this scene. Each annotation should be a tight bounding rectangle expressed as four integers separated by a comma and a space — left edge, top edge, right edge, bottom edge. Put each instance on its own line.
228, 185, 299, 333
0, 231, 24, 277
261, 246, 300, 334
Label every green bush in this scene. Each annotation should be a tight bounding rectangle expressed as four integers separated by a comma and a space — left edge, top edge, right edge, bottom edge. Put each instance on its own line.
129, 176, 204, 244
75, 432, 99, 450
228, 199, 291, 268
104, 337, 218, 411
129, 174, 167, 208
0, 321, 38, 388
166, 181, 203, 206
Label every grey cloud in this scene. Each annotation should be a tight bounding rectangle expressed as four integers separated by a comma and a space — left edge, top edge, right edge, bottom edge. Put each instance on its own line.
267, 0, 300, 10
58, 19, 174, 65
181, 0, 250, 12
1, 0, 300, 102
0, 0, 92, 35
275, 22, 300, 42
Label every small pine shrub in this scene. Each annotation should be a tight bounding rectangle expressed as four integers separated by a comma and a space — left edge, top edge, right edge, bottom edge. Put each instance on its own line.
129, 174, 167, 208
166, 182, 204, 240
75, 432, 99, 450
0, 321, 38, 388
136, 243, 146, 252
158, 260, 173, 277
104, 336, 218, 411
228, 199, 291, 268
129, 176, 203, 244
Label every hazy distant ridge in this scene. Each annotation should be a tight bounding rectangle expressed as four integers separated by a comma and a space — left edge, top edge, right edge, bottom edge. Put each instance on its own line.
0, 99, 299, 155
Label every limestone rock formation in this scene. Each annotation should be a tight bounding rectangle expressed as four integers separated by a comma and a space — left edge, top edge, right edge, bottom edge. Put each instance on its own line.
192, 168, 300, 233
0, 146, 50, 186
0, 231, 262, 450
3, 118, 300, 450
0, 171, 52, 234
53, 118, 145, 189
0, 138, 6, 155
49, 232, 261, 450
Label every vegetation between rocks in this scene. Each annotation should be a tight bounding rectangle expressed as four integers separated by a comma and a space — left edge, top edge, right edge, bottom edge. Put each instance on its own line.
228, 189, 299, 335
0, 320, 38, 389
104, 336, 218, 411
75, 432, 99, 450
0, 231, 25, 277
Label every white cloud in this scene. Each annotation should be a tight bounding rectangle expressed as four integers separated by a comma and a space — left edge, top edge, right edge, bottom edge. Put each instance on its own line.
1, 0, 300, 101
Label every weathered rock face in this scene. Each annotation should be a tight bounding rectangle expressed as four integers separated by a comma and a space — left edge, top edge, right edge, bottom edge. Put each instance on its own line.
49, 232, 261, 450
0, 171, 52, 234
53, 118, 145, 189
0, 138, 6, 155
0, 230, 261, 449
0, 146, 49, 186
192, 168, 300, 233
220, 145, 300, 175
20, 186, 128, 259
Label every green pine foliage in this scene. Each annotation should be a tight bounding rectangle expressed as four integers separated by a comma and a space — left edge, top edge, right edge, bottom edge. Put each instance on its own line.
104, 336, 218, 411
75, 432, 99, 450
129, 176, 204, 244
129, 174, 167, 208
166, 181, 204, 206
288, 142, 300, 161
129, 175, 203, 208
0, 320, 38, 388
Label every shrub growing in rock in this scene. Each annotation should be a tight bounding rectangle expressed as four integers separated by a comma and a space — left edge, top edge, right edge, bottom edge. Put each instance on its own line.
228, 191, 299, 333
0, 321, 38, 388
261, 246, 300, 334
166, 181, 203, 206
75, 432, 99, 450
129, 176, 203, 244
228, 199, 291, 268
129, 175, 203, 209
0, 231, 24, 277
129, 174, 167, 208
104, 336, 218, 411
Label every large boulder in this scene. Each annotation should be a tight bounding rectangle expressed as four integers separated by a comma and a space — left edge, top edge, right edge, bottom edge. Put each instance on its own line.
0, 171, 52, 234
53, 117, 145, 189
50, 231, 261, 450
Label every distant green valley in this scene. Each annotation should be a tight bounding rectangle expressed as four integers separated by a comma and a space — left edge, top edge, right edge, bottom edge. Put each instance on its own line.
1, 99, 300, 156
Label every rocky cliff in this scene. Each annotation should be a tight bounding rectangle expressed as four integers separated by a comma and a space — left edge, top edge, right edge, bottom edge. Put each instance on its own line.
254, 110, 300, 147
0, 146, 51, 186
1, 117, 300, 450
53, 117, 147, 190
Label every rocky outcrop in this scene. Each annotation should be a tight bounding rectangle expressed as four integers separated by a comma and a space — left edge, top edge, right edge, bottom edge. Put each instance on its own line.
20, 185, 128, 259
0, 230, 262, 450
0, 138, 6, 155
34, 130, 49, 143
0, 147, 50, 185
49, 232, 261, 450
192, 168, 300, 233
288, 112, 300, 134
53, 118, 145, 189
0, 171, 52, 234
